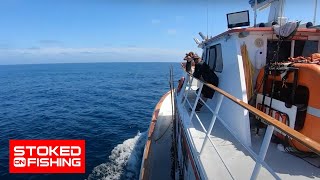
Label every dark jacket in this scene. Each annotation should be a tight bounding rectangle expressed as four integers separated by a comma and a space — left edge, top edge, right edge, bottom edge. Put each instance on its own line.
193, 61, 219, 99
186, 60, 192, 73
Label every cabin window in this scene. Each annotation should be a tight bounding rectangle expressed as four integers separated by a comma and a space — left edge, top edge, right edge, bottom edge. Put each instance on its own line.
202, 48, 208, 63
267, 40, 291, 62
208, 46, 216, 69
208, 44, 223, 72
294, 40, 318, 57
267, 40, 319, 63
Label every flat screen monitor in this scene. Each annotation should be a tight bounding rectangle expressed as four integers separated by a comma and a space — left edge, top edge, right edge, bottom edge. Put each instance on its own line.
227, 10, 250, 28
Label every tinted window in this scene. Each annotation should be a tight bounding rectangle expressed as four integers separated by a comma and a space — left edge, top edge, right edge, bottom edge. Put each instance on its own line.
202, 48, 208, 64
267, 40, 291, 62
215, 45, 223, 72
294, 40, 318, 57
209, 46, 216, 69
208, 44, 223, 72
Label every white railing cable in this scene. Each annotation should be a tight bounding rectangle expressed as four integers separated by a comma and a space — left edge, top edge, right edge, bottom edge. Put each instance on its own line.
192, 91, 198, 96
214, 115, 281, 179
194, 112, 208, 134
185, 99, 192, 109
200, 93, 224, 154
189, 83, 203, 122
198, 97, 214, 114
196, 92, 234, 180
206, 133, 235, 180
192, 90, 234, 179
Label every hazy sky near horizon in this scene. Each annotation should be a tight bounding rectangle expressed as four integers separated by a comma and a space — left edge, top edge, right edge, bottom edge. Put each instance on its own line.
0, 0, 319, 64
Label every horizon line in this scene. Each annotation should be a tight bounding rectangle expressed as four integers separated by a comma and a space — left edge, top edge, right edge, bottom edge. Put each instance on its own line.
0, 61, 182, 66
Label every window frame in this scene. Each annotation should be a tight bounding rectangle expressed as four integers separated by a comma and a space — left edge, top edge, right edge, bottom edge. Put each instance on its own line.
207, 43, 223, 73
266, 39, 319, 63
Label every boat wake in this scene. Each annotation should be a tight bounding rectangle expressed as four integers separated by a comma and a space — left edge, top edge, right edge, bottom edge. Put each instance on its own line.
87, 131, 147, 180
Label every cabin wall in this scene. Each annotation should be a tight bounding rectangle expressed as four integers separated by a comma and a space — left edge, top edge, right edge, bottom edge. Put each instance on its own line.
205, 35, 252, 147
238, 33, 320, 67
238, 33, 320, 84
238, 34, 267, 68
237, 34, 269, 89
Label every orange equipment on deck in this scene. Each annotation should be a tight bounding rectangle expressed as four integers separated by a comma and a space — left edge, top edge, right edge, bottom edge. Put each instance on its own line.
256, 63, 320, 152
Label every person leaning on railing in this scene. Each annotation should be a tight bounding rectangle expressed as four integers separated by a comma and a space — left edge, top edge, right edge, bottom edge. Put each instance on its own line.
182, 52, 194, 73
192, 54, 219, 112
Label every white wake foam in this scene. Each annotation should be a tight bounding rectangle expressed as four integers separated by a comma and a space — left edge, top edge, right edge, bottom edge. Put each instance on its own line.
88, 131, 147, 180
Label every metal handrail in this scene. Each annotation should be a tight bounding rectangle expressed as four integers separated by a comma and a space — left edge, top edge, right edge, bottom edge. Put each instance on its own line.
185, 72, 320, 155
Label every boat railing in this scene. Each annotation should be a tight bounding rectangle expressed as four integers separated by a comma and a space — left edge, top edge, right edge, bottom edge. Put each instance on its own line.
178, 71, 320, 180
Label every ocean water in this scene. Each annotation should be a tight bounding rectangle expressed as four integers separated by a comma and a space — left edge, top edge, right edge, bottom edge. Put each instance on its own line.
0, 62, 182, 180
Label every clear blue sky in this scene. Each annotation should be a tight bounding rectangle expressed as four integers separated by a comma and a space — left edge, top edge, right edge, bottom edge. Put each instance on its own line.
0, 0, 318, 64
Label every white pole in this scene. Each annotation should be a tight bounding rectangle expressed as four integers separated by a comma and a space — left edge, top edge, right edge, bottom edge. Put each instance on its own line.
254, 0, 258, 27
280, 0, 285, 18
251, 125, 275, 180
314, 0, 318, 25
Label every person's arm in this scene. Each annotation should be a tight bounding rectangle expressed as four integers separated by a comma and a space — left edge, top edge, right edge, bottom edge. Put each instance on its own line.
193, 64, 201, 78
199, 62, 212, 82
203, 63, 219, 86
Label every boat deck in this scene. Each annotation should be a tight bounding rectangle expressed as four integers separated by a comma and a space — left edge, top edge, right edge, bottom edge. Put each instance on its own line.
178, 90, 320, 179
141, 92, 174, 180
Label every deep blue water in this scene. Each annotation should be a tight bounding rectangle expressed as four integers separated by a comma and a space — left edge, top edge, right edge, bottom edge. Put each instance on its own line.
0, 62, 182, 180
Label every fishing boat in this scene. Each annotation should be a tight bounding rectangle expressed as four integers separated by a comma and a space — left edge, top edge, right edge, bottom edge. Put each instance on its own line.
140, 0, 320, 179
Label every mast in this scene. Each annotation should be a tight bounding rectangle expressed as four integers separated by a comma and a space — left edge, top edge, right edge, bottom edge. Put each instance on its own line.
268, 0, 285, 23
254, 0, 258, 27
206, 0, 209, 38
250, 0, 286, 24
314, 0, 318, 25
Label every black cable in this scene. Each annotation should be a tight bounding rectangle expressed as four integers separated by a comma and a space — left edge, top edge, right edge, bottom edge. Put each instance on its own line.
283, 139, 320, 168
154, 67, 174, 142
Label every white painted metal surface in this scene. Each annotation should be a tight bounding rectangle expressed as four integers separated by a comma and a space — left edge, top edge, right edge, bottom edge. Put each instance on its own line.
205, 36, 252, 147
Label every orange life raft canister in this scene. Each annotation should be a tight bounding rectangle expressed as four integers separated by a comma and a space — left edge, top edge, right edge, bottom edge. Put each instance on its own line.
256, 63, 320, 152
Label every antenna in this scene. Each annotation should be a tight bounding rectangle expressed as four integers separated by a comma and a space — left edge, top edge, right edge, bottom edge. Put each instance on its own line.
193, 38, 201, 45
199, 32, 206, 40
314, 0, 318, 25
206, 0, 209, 38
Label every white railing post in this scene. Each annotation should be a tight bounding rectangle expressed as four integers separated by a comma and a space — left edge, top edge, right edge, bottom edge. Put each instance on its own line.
200, 93, 224, 154
182, 75, 194, 105
189, 83, 203, 122
250, 125, 275, 180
